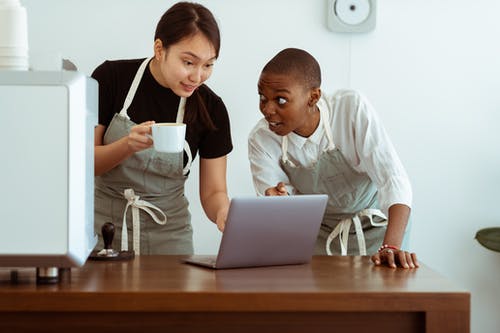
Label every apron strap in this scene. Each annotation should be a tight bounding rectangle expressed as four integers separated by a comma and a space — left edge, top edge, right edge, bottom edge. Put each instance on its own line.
318, 104, 336, 150
176, 97, 186, 123
281, 136, 295, 166
325, 209, 388, 256
326, 218, 353, 256
175, 97, 192, 176
119, 57, 152, 119
182, 140, 192, 175
121, 188, 167, 255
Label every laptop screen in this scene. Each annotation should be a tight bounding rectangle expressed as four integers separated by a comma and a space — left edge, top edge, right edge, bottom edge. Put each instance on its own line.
214, 194, 328, 268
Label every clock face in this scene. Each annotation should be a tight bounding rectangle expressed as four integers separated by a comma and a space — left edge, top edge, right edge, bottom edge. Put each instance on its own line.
327, 0, 377, 33
335, 0, 371, 25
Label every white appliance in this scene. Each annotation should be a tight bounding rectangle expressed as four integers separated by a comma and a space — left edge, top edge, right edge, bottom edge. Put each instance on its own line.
0, 70, 97, 282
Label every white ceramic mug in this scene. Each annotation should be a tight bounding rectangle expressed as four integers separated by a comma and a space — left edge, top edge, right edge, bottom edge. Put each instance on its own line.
151, 122, 186, 153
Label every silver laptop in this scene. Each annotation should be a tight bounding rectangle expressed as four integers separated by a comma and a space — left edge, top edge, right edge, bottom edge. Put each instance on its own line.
183, 194, 328, 269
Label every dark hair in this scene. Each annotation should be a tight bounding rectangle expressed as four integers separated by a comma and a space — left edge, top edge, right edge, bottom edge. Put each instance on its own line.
155, 1, 220, 130
262, 48, 321, 90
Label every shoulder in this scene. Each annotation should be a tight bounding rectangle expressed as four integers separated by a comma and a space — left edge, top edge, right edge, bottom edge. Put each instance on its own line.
249, 118, 268, 136
193, 84, 230, 129
249, 118, 280, 146
325, 89, 376, 122
93, 58, 145, 72
193, 84, 226, 115
91, 58, 145, 83
248, 118, 282, 160
330, 89, 367, 109
196, 84, 224, 108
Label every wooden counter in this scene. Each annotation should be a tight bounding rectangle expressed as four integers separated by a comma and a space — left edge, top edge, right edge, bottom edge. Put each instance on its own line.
0, 255, 469, 333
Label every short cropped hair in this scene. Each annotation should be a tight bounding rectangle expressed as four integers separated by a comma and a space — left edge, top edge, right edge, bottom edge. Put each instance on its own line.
261, 48, 321, 90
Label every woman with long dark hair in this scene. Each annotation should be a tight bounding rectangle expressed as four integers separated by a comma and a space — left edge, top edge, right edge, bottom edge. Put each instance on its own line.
92, 2, 232, 255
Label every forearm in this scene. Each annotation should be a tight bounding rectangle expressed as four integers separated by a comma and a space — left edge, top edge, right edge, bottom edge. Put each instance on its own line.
95, 136, 133, 176
201, 191, 230, 223
382, 203, 411, 248
199, 156, 230, 228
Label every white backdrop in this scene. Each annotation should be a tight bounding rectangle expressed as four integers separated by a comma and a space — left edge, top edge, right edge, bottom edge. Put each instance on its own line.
21, 1, 500, 332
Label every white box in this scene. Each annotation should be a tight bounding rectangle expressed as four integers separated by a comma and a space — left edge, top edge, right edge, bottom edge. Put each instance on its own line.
0, 70, 97, 268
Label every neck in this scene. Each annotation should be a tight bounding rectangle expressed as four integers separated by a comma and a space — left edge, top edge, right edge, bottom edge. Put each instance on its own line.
294, 105, 320, 137
149, 58, 169, 88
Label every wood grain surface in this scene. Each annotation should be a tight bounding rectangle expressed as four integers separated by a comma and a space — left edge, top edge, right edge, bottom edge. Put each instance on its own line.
0, 255, 469, 333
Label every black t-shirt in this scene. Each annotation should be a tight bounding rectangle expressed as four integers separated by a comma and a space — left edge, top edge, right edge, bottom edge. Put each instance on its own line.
91, 58, 233, 160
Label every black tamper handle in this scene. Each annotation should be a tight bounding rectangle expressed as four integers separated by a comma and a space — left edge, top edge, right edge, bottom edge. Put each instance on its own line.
102, 222, 115, 250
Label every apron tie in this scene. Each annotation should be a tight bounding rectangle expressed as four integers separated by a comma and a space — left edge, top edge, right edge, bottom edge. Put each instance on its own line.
325, 209, 387, 256
121, 188, 167, 255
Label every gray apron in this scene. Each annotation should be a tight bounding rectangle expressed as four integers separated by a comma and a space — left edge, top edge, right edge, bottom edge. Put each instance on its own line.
94, 57, 194, 255
281, 106, 387, 256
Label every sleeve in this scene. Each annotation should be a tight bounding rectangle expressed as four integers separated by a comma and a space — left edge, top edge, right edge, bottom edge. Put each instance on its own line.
198, 94, 233, 158
91, 61, 116, 127
199, 92, 233, 158
347, 92, 413, 215
248, 120, 295, 196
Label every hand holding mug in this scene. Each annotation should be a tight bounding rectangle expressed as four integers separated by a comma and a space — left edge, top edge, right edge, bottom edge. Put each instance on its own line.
128, 121, 155, 153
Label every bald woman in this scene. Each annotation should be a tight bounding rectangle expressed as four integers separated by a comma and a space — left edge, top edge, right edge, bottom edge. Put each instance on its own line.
248, 48, 418, 269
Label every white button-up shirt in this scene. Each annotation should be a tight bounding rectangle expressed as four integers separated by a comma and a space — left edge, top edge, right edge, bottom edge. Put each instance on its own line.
248, 89, 412, 215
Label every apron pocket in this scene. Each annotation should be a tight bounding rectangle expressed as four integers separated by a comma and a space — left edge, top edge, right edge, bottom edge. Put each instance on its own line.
323, 173, 355, 206
145, 155, 183, 192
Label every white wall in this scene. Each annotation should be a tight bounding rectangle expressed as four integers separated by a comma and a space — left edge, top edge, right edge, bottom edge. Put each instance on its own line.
21, 0, 500, 332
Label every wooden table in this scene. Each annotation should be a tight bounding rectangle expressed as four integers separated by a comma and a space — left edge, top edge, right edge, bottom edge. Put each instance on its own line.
0, 255, 469, 333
